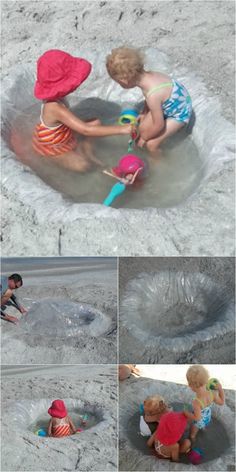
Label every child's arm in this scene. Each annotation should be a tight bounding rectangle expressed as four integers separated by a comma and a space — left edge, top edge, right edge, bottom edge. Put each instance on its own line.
183, 399, 201, 421
138, 96, 165, 141
48, 419, 52, 437
147, 431, 156, 448
68, 415, 77, 433
214, 383, 225, 405
103, 170, 124, 182
49, 102, 132, 137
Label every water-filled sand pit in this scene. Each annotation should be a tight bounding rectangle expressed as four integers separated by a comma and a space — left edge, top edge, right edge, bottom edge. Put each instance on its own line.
1, 257, 117, 364
119, 257, 235, 363
1, 36, 234, 255
1, 365, 117, 472
119, 372, 235, 471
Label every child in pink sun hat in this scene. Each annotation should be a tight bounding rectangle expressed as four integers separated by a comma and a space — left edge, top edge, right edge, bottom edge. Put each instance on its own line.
147, 411, 191, 462
47, 399, 77, 438
32, 49, 132, 172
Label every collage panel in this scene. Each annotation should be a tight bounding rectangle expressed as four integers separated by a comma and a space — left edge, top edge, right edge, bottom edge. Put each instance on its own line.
1, 364, 118, 472
1, 1, 235, 472
119, 257, 235, 364
119, 365, 235, 471
1, 257, 118, 364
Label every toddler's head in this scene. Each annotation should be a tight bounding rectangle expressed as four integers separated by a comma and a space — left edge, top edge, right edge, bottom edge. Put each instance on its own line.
34, 49, 91, 101
106, 47, 145, 88
186, 365, 209, 391
48, 399, 68, 418
144, 395, 168, 416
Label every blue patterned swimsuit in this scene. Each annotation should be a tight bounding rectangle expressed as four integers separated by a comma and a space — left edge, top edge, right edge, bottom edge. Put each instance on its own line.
147, 79, 192, 124
193, 391, 214, 429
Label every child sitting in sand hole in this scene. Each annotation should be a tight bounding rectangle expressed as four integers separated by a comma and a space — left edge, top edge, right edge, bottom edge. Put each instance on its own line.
140, 394, 171, 436
147, 411, 191, 461
183, 365, 225, 441
32, 49, 132, 172
48, 399, 77, 438
106, 47, 192, 154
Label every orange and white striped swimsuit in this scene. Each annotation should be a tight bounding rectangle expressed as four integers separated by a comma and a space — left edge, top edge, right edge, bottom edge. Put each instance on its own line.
51, 417, 71, 438
32, 103, 77, 156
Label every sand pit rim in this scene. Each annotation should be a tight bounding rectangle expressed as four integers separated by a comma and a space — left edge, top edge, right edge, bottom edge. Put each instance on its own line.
1, 47, 235, 222
120, 271, 235, 350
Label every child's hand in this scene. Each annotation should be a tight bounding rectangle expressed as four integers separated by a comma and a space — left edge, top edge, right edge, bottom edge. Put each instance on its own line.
19, 305, 27, 314
121, 124, 133, 135
137, 137, 146, 148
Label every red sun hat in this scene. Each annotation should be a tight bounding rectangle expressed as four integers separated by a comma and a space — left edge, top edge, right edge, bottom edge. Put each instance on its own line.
48, 399, 68, 418
34, 49, 92, 101
155, 412, 187, 445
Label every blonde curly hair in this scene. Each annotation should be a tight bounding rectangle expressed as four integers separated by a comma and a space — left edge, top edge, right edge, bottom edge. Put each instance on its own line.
106, 47, 145, 82
144, 395, 168, 415
186, 365, 209, 388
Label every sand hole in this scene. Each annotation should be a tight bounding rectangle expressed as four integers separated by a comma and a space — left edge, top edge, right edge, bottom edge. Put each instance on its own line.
12, 399, 106, 437
3, 79, 204, 209
121, 271, 234, 351
20, 299, 111, 337
126, 402, 231, 464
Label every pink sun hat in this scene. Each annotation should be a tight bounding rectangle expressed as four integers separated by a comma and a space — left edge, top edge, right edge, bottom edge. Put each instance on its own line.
112, 154, 146, 178
155, 412, 187, 446
34, 49, 92, 101
48, 399, 68, 418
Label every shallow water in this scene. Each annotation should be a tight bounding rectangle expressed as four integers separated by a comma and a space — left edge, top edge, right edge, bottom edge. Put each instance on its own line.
20, 299, 97, 337
125, 402, 231, 465
30, 409, 100, 435
8, 101, 204, 209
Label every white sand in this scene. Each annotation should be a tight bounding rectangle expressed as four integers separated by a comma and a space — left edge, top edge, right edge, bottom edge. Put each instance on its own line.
1, 365, 118, 471
1, 0, 235, 256
1, 258, 117, 364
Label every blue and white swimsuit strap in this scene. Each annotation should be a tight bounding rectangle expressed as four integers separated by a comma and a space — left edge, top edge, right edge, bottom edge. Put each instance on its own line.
193, 390, 214, 429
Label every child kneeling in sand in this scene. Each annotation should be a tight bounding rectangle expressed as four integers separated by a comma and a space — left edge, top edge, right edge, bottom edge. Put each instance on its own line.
48, 399, 77, 438
106, 47, 192, 153
184, 365, 225, 441
140, 394, 171, 436
147, 411, 191, 462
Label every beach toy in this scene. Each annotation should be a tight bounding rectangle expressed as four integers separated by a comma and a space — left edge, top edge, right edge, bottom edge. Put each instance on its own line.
118, 108, 139, 125
35, 428, 47, 437
76, 428, 83, 433
112, 154, 145, 179
103, 154, 146, 206
207, 378, 219, 390
103, 182, 126, 206
128, 126, 139, 152
187, 447, 203, 465
139, 403, 144, 415
81, 413, 88, 425
139, 415, 152, 436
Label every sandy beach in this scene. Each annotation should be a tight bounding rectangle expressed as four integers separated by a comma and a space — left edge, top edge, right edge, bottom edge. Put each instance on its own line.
1, 364, 118, 472
1, 0, 235, 256
1, 257, 117, 364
